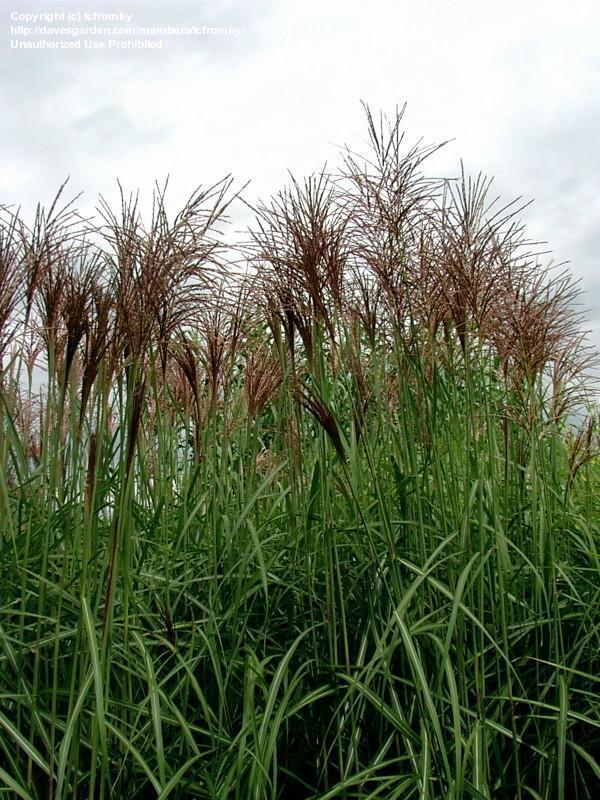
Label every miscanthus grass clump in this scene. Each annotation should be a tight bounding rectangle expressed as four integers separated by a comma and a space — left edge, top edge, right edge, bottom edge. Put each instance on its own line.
1, 107, 599, 799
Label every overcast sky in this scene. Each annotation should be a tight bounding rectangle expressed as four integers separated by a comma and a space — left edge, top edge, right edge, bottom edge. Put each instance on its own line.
2, 0, 599, 344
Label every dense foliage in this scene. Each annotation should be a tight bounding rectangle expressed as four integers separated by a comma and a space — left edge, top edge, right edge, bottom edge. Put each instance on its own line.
0, 108, 599, 799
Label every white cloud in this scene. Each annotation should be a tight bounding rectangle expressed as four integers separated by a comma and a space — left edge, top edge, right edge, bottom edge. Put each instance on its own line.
1, 0, 599, 336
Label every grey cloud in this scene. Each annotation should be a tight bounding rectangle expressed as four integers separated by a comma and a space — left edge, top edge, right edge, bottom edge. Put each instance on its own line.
73, 105, 172, 153
0, 1, 272, 132
0, 1, 274, 209
0, 1, 269, 78
467, 101, 600, 323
